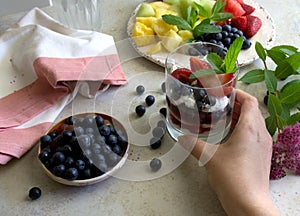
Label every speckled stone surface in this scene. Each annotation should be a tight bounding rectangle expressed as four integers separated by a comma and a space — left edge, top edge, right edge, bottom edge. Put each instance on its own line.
0, 0, 299, 215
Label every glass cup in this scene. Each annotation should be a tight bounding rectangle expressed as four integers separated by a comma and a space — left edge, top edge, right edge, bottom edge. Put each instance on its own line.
49, 0, 102, 31
165, 42, 239, 144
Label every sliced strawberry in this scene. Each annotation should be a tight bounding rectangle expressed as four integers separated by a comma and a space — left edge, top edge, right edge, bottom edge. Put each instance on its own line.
241, 3, 255, 15
223, 0, 245, 17
230, 16, 247, 32
190, 56, 211, 72
244, 15, 262, 38
235, 0, 244, 4
171, 68, 193, 84
198, 73, 235, 97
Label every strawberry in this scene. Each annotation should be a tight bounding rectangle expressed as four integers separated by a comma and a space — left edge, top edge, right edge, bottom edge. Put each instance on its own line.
171, 68, 193, 84
241, 3, 255, 15
190, 56, 211, 72
244, 15, 262, 38
230, 16, 247, 32
223, 0, 245, 17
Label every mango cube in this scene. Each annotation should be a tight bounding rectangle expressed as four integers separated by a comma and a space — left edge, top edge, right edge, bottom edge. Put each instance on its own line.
153, 18, 178, 36
132, 22, 156, 46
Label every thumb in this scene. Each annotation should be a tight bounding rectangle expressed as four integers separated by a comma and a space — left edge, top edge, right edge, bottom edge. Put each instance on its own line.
178, 135, 219, 166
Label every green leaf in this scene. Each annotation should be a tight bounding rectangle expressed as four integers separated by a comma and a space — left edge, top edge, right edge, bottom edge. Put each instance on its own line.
162, 14, 192, 31
279, 80, 300, 107
286, 52, 300, 74
224, 37, 243, 73
276, 115, 286, 130
287, 112, 300, 125
211, 0, 226, 14
271, 45, 298, 56
265, 116, 277, 136
274, 60, 294, 79
255, 42, 267, 61
206, 53, 225, 73
193, 19, 221, 38
210, 12, 232, 22
194, 2, 209, 18
266, 49, 286, 65
281, 104, 290, 120
238, 69, 265, 83
267, 94, 282, 117
264, 70, 277, 93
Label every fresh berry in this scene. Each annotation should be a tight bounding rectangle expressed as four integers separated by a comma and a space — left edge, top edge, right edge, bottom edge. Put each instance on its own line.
40, 135, 52, 149
145, 95, 155, 106
244, 15, 262, 38
231, 16, 247, 32
150, 137, 162, 149
171, 68, 193, 84
136, 85, 145, 95
99, 125, 111, 136
135, 105, 146, 117
64, 167, 79, 180
53, 164, 66, 176
152, 126, 165, 139
95, 115, 104, 127
241, 3, 255, 15
150, 158, 162, 172
29, 187, 42, 200
159, 107, 167, 118
223, 0, 245, 17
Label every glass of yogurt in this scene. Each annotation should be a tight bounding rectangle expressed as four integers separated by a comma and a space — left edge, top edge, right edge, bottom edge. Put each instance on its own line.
165, 42, 239, 144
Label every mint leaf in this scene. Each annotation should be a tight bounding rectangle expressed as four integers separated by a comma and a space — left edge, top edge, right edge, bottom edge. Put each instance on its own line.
265, 116, 277, 136
268, 94, 282, 117
224, 37, 243, 73
194, 2, 209, 18
275, 60, 294, 79
193, 19, 221, 38
271, 45, 298, 56
264, 70, 277, 93
210, 12, 232, 22
162, 15, 193, 31
266, 49, 286, 65
287, 112, 300, 126
279, 80, 300, 107
239, 69, 265, 83
212, 0, 226, 14
255, 42, 266, 61
207, 53, 225, 74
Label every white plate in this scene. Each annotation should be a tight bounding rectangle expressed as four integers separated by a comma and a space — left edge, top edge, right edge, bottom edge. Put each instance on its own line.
127, 0, 276, 67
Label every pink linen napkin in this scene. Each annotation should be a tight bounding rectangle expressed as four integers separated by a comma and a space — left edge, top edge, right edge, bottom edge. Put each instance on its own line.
0, 8, 127, 165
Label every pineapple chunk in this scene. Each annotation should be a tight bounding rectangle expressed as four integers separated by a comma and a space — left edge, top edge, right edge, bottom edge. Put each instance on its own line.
153, 18, 178, 37
150, 2, 171, 10
132, 22, 156, 46
160, 29, 182, 52
135, 17, 157, 29
178, 30, 194, 42
147, 41, 163, 55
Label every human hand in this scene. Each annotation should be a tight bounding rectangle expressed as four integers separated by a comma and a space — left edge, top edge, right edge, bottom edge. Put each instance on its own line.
178, 89, 281, 216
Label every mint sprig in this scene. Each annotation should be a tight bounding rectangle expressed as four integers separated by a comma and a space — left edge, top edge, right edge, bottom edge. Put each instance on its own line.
162, 0, 232, 38
239, 42, 300, 136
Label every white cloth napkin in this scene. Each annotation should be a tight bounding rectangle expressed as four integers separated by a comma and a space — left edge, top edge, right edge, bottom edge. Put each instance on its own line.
0, 8, 127, 165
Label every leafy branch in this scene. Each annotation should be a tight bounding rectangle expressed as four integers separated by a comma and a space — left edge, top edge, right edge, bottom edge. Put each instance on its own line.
162, 0, 232, 39
239, 42, 300, 136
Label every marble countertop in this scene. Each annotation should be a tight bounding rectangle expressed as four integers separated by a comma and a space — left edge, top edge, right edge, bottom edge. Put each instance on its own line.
0, 0, 299, 215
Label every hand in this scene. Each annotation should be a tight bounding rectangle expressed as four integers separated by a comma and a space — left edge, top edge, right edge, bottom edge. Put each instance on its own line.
178, 89, 281, 216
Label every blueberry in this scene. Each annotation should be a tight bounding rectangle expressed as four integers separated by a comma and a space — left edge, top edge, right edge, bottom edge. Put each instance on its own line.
214, 32, 223, 41
74, 126, 84, 136
203, 95, 217, 106
38, 150, 51, 163
83, 117, 94, 127
159, 107, 167, 118
64, 167, 79, 180
217, 41, 224, 48
95, 115, 105, 127
97, 162, 108, 172
223, 37, 231, 46
108, 134, 118, 145
150, 158, 162, 172
96, 135, 106, 144
85, 127, 94, 135
40, 135, 52, 149
107, 153, 120, 166
78, 135, 91, 149
222, 24, 232, 32
231, 27, 238, 33
242, 39, 252, 50
135, 105, 146, 117
99, 125, 111, 136
112, 145, 122, 155
209, 39, 217, 44
194, 89, 206, 101
52, 164, 66, 177
221, 31, 228, 38
236, 30, 243, 36
75, 160, 85, 171
64, 157, 75, 167
157, 120, 166, 129
66, 116, 74, 125
150, 137, 162, 149
48, 131, 58, 139
152, 127, 165, 139
145, 95, 155, 106
28, 187, 42, 200
51, 152, 65, 165
94, 153, 106, 163
62, 130, 73, 142
136, 85, 145, 95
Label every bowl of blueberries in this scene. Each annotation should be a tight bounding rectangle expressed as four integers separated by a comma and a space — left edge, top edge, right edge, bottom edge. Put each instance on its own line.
37, 113, 129, 186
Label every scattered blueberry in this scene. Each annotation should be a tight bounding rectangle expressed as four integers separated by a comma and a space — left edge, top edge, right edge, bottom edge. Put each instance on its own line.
150, 137, 162, 149
150, 158, 162, 172
159, 108, 167, 118
135, 105, 146, 117
136, 85, 145, 95
152, 126, 165, 139
145, 95, 155, 106
29, 187, 42, 200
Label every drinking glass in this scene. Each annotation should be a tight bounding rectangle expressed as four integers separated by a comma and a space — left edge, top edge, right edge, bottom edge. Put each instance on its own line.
165, 42, 239, 144
49, 0, 102, 31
